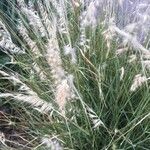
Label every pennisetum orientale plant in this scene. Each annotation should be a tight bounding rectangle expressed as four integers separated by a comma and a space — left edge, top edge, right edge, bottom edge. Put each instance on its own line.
0, 0, 150, 149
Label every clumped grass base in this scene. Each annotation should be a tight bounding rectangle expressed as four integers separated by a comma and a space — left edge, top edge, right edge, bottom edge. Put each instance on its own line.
0, 0, 150, 149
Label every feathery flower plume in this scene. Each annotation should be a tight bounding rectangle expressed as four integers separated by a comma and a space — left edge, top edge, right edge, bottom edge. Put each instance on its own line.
46, 39, 65, 84
64, 45, 77, 64
45, 0, 69, 36
42, 136, 64, 150
130, 74, 150, 92
0, 20, 24, 54
0, 70, 52, 113
55, 79, 73, 115
46, 39, 74, 114
110, 25, 150, 56
82, 2, 97, 26
56, 2, 68, 35
17, 0, 47, 38
79, 0, 101, 51
86, 106, 105, 129
81, 0, 101, 27
37, 1, 52, 37
18, 21, 46, 80
120, 67, 125, 81
79, 18, 91, 52
0, 92, 52, 113
79, 26, 90, 52
18, 21, 41, 56
102, 24, 115, 53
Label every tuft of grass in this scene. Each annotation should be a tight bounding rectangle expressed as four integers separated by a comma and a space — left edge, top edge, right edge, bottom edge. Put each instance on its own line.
0, 0, 150, 149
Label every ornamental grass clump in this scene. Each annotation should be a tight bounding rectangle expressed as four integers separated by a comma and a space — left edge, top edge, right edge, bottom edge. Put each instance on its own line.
0, 0, 150, 149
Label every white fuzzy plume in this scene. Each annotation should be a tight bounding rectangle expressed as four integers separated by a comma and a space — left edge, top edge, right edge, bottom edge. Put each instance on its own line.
130, 74, 150, 92
0, 70, 52, 113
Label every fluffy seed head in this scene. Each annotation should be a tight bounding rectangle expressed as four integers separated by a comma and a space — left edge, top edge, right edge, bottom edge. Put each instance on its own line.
130, 74, 149, 92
